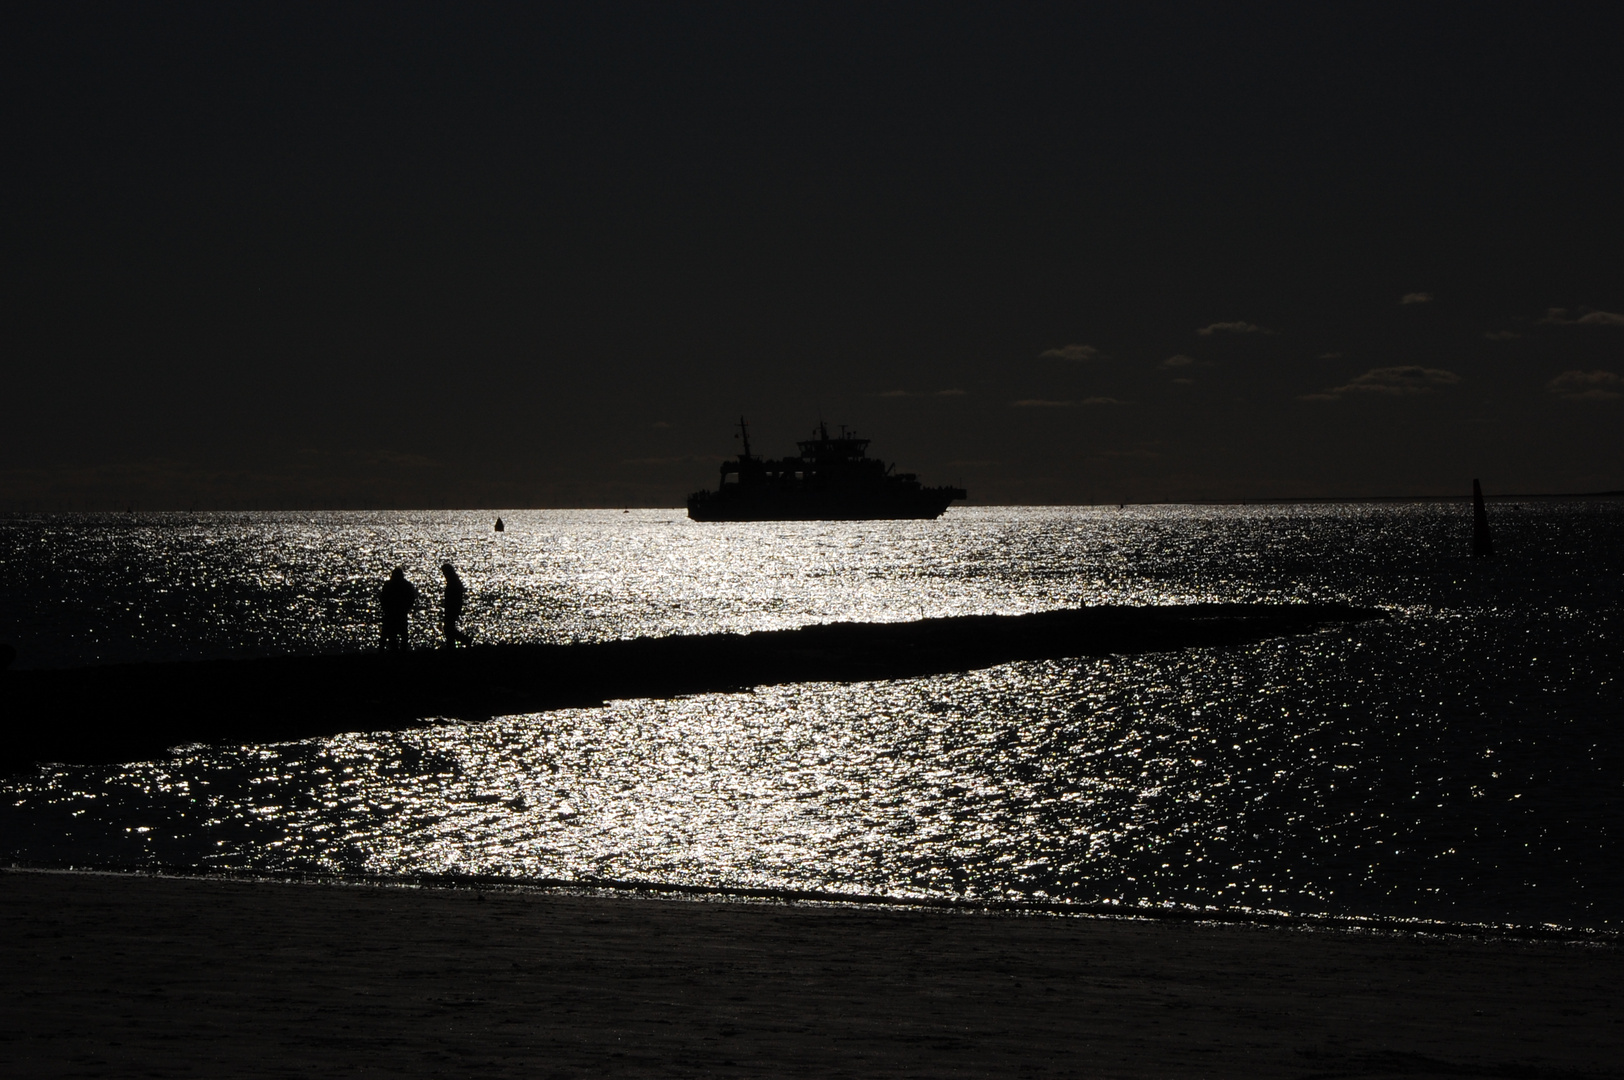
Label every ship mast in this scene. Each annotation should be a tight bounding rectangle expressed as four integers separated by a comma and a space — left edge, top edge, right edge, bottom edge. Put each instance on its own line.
737, 415, 753, 459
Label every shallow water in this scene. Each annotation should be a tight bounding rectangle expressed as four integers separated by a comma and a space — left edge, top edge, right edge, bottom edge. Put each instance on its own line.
3, 503, 1621, 930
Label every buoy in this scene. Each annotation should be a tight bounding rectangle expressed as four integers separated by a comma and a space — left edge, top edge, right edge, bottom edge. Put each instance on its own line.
494, 517, 504, 532
1471, 479, 1493, 558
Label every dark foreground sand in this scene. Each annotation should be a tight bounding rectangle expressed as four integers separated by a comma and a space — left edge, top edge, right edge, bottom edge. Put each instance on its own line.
2, 870, 1620, 1079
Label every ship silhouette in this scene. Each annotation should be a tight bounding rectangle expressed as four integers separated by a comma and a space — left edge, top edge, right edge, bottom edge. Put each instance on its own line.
687, 418, 967, 521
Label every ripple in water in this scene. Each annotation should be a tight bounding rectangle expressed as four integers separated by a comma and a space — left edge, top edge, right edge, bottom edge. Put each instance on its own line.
2, 503, 1622, 931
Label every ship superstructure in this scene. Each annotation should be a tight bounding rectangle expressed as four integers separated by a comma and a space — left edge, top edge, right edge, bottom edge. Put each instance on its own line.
686, 419, 967, 521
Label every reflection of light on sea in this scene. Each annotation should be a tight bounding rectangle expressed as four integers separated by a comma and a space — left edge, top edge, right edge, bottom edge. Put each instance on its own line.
23, 639, 1374, 915
4, 502, 1623, 932
0, 507, 1316, 668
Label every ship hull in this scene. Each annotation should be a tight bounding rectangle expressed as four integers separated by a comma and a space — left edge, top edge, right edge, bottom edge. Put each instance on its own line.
687, 488, 963, 522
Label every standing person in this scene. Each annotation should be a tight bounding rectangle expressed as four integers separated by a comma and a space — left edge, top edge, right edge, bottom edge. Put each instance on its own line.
441, 563, 473, 649
378, 567, 417, 652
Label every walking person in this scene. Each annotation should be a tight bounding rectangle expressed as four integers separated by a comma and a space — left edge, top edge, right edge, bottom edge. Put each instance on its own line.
378, 567, 418, 652
441, 563, 474, 649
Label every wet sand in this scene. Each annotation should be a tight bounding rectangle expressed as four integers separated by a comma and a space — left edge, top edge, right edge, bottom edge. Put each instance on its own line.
2, 869, 1619, 1078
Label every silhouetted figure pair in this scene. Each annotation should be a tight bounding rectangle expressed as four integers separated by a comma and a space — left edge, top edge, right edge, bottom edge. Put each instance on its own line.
442, 563, 473, 649
379, 568, 418, 651
380, 565, 474, 651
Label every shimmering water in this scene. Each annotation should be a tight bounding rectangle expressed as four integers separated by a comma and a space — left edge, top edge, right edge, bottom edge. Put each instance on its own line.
3, 504, 1621, 931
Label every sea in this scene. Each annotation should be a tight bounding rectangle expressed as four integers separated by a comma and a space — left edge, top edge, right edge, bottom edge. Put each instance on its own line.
2, 503, 1620, 933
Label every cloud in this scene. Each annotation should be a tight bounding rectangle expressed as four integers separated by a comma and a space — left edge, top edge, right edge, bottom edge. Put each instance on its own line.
1317, 352, 1343, 360
1303, 365, 1463, 400
1546, 369, 1624, 401
1039, 344, 1105, 361
1542, 307, 1624, 326
874, 388, 968, 398
1483, 330, 1521, 341
1196, 321, 1273, 336
1161, 354, 1197, 368
1010, 397, 1122, 407
1400, 292, 1434, 305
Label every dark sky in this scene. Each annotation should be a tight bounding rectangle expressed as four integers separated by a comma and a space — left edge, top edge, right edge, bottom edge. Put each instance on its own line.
4, 3, 1622, 508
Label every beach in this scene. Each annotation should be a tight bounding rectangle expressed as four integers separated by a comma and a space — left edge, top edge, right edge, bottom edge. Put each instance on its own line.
8, 3, 1624, 1073
3, 870, 1620, 1078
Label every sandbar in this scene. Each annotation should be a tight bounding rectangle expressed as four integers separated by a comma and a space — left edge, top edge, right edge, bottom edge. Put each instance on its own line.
2, 603, 1380, 771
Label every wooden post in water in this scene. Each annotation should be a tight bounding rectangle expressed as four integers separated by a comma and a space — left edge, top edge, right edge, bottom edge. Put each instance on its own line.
1471, 479, 1494, 558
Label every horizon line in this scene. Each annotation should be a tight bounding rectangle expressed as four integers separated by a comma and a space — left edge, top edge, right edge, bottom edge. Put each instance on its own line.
2, 491, 1621, 514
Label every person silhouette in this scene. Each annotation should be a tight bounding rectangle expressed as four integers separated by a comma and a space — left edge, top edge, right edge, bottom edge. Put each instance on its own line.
379, 568, 418, 652
441, 563, 473, 649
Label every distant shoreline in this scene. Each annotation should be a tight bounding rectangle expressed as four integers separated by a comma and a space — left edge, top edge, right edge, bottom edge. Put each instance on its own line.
1204, 489, 1624, 503
1, 491, 1620, 513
